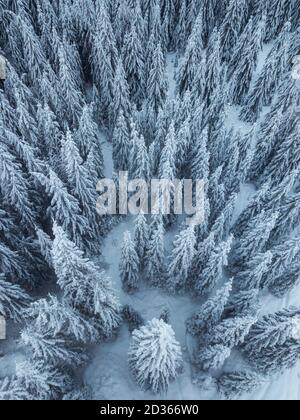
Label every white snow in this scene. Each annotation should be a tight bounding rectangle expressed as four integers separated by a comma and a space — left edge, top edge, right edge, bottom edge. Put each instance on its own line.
0, 321, 26, 380
291, 315, 300, 340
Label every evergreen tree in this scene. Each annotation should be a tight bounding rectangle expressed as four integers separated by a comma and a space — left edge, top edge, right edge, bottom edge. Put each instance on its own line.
61, 131, 100, 242
120, 231, 140, 294
19, 18, 47, 82
264, 0, 293, 42
177, 13, 204, 95
191, 128, 210, 184
20, 326, 86, 367
225, 289, 260, 318
14, 359, 71, 400
187, 281, 232, 336
261, 124, 300, 186
167, 226, 196, 292
236, 128, 256, 184
160, 0, 176, 47
128, 318, 183, 394
233, 183, 270, 235
195, 345, 231, 372
52, 223, 121, 337
228, 17, 263, 104
91, 2, 118, 116
208, 316, 256, 348
58, 45, 83, 126
145, 1, 162, 79
146, 42, 168, 115
208, 166, 226, 223
122, 19, 145, 105
241, 49, 279, 122
231, 211, 278, 269
249, 106, 284, 180
113, 58, 131, 123
134, 213, 149, 270
190, 230, 215, 287
202, 30, 222, 107
36, 102, 61, 161
25, 295, 98, 343
270, 193, 300, 243
195, 236, 233, 297
130, 134, 150, 181
218, 371, 265, 399
34, 169, 89, 247
220, 0, 249, 62
173, 0, 188, 52
264, 169, 299, 212
75, 105, 104, 178
175, 117, 192, 172
145, 215, 166, 287
243, 308, 300, 374
0, 274, 30, 322
113, 110, 130, 171
292, 0, 300, 30
222, 193, 238, 236
199, 0, 218, 43
157, 119, 176, 171
234, 251, 273, 291
268, 269, 300, 298
0, 142, 35, 227
264, 237, 300, 290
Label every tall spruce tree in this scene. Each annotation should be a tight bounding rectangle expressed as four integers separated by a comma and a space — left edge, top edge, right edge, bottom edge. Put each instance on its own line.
128, 318, 183, 394
120, 231, 140, 294
52, 223, 121, 337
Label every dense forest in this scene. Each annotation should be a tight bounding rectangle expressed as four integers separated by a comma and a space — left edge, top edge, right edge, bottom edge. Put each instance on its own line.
0, 0, 300, 400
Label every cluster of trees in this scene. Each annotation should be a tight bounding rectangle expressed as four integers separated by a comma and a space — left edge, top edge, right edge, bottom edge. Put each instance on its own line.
0, 0, 300, 400
0, 222, 122, 400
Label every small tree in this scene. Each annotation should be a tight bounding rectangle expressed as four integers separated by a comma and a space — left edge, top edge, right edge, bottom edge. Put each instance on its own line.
195, 345, 231, 372
243, 307, 300, 374
225, 289, 260, 318
20, 326, 86, 367
120, 231, 140, 294
145, 215, 166, 286
134, 213, 149, 270
0, 274, 30, 322
195, 236, 233, 297
218, 371, 265, 400
187, 281, 232, 337
167, 226, 196, 292
25, 295, 98, 343
208, 316, 257, 348
113, 110, 130, 171
234, 252, 273, 291
14, 359, 71, 400
52, 223, 121, 337
128, 318, 183, 394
